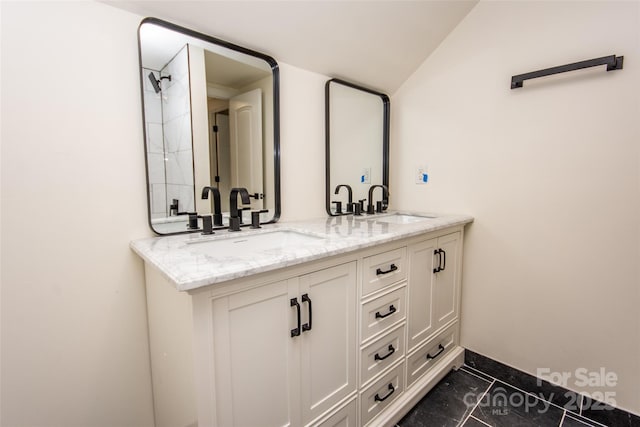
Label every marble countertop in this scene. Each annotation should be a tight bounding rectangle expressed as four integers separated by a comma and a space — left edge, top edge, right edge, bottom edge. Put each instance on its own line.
130, 211, 474, 292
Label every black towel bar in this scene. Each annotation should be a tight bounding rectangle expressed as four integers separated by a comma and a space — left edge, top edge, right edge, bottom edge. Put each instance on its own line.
511, 55, 623, 89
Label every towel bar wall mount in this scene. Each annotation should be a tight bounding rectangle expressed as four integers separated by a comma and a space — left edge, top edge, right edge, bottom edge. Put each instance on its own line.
511, 55, 623, 89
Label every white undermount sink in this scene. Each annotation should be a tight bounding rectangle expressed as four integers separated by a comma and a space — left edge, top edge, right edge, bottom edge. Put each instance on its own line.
185, 229, 325, 258
375, 213, 437, 224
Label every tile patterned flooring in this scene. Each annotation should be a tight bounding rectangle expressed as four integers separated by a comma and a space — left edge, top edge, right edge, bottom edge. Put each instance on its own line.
398, 351, 640, 427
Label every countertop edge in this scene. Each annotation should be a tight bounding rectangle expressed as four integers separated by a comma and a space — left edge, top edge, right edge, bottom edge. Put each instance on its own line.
131, 213, 474, 292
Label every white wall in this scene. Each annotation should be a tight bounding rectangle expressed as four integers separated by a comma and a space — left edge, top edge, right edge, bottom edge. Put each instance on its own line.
1, 2, 156, 426
1, 1, 330, 425
279, 63, 329, 221
392, 0, 640, 415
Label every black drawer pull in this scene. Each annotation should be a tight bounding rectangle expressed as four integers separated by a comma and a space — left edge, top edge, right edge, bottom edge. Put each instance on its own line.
426, 344, 445, 360
434, 248, 447, 273
376, 264, 398, 275
290, 298, 301, 337
374, 344, 395, 361
375, 305, 396, 319
374, 383, 395, 402
302, 293, 312, 332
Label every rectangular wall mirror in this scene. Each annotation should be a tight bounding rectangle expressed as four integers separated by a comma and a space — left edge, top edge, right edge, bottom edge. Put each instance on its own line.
325, 78, 389, 216
138, 18, 280, 234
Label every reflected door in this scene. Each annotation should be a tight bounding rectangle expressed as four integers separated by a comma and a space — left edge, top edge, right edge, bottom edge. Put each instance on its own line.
209, 111, 231, 212
229, 88, 264, 209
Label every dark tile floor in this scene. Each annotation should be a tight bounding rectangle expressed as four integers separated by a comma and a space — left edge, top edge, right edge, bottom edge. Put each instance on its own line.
398, 352, 640, 427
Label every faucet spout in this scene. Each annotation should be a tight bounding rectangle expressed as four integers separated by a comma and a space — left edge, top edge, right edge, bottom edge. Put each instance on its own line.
367, 185, 389, 214
201, 186, 223, 226
229, 188, 251, 231
334, 184, 353, 213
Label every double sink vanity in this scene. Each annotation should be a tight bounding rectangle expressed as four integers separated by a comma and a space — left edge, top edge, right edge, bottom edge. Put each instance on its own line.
131, 212, 472, 426
134, 17, 473, 427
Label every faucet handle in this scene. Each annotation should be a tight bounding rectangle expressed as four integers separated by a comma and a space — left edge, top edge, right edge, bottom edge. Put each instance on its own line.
332, 201, 343, 215
198, 215, 214, 235
250, 209, 269, 229
187, 212, 199, 230
352, 202, 362, 216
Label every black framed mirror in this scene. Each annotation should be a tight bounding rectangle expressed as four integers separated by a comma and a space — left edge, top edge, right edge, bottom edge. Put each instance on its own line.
138, 18, 280, 234
325, 78, 389, 216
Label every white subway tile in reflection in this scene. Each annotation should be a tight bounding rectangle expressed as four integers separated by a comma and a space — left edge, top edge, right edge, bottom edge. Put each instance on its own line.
147, 152, 166, 185
147, 123, 164, 154
150, 183, 167, 216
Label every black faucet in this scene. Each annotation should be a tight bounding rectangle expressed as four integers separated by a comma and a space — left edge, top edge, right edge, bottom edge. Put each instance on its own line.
334, 184, 353, 213
201, 186, 223, 226
367, 185, 389, 214
229, 188, 251, 232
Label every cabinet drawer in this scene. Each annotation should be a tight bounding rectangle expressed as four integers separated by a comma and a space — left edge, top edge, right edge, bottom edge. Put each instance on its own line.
361, 286, 406, 343
407, 322, 458, 388
360, 362, 405, 426
360, 324, 405, 387
362, 248, 406, 296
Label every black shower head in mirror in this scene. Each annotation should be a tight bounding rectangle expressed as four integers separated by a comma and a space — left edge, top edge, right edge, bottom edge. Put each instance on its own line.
147, 72, 171, 94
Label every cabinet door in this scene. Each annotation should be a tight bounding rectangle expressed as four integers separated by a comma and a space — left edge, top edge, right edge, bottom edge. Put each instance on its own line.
407, 238, 438, 351
211, 280, 298, 427
315, 399, 357, 427
433, 232, 460, 331
298, 262, 357, 425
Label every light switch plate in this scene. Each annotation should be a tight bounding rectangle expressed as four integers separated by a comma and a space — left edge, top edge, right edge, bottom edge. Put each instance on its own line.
361, 167, 371, 184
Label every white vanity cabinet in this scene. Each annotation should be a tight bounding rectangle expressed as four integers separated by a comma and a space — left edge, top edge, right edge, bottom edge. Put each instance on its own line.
194, 261, 357, 427
137, 219, 471, 427
407, 232, 461, 351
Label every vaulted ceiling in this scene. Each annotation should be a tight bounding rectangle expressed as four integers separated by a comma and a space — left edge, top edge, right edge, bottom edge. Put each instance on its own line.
106, 0, 478, 94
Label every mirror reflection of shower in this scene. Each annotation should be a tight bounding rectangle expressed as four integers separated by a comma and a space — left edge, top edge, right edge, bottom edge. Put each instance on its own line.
139, 19, 279, 234
142, 44, 195, 220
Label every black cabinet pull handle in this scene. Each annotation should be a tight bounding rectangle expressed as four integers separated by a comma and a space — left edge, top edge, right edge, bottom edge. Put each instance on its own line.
374, 344, 396, 361
290, 298, 301, 337
433, 249, 442, 273
374, 383, 395, 402
427, 344, 445, 360
376, 264, 398, 275
440, 248, 446, 271
375, 305, 396, 319
302, 293, 312, 332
